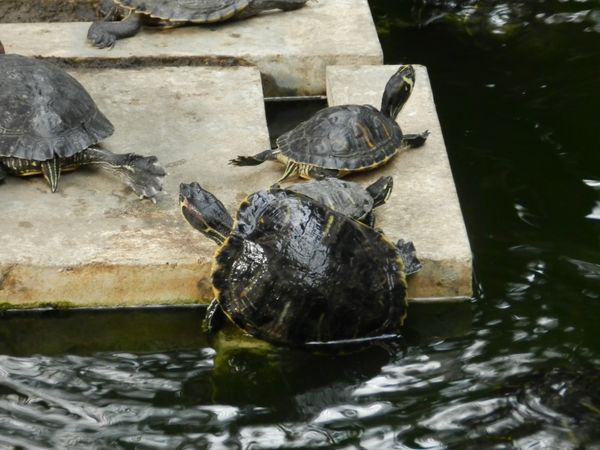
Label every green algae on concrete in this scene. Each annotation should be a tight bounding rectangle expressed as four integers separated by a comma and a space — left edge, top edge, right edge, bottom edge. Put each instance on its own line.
0, 0, 382, 96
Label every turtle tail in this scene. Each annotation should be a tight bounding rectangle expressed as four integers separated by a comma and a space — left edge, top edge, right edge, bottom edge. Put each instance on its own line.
396, 239, 422, 276
229, 149, 278, 167
0, 41, 5, 55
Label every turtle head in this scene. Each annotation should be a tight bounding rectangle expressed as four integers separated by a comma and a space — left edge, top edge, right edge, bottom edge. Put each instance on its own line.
179, 182, 233, 245
380, 65, 415, 120
366, 176, 394, 208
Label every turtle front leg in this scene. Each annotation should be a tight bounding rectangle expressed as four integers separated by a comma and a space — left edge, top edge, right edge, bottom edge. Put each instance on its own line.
203, 299, 227, 336
87, 12, 143, 49
396, 239, 423, 276
79, 146, 166, 199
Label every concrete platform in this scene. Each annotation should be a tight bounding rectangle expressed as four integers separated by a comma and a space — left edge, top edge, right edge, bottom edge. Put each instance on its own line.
326, 65, 473, 300
0, 65, 281, 307
0, 63, 472, 319
0, 0, 382, 96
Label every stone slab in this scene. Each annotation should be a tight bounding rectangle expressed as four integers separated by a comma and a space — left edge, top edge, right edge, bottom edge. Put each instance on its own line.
326, 65, 473, 299
0, 0, 382, 96
0, 65, 282, 307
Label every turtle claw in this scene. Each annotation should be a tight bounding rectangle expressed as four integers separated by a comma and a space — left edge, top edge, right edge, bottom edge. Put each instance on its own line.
122, 154, 166, 200
87, 23, 116, 49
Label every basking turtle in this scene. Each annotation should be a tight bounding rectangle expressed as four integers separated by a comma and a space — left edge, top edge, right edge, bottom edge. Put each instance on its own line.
0, 47, 165, 198
179, 181, 422, 348
88, 0, 309, 48
278, 176, 392, 228
231, 65, 429, 181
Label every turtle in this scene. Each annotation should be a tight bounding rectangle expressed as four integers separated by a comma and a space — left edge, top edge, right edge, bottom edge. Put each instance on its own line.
179, 181, 422, 348
88, 0, 310, 49
230, 65, 430, 182
0, 46, 165, 198
277, 176, 392, 228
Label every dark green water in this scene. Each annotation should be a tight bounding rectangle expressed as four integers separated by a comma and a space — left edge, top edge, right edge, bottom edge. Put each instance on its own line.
2, 1, 600, 448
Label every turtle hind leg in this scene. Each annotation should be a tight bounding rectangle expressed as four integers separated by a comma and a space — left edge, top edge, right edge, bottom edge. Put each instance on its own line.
41, 156, 62, 193
396, 239, 423, 276
87, 12, 143, 49
229, 149, 278, 167
0, 163, 7, 184
80, 146, 166, 199
403, 130, 430, 149
203, 299, 226, 336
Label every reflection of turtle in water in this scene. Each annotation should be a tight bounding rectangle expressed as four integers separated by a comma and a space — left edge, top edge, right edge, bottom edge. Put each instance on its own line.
0, 46, 165, 197
231, 65, 429, 181
179, 181, 421, 348
88, 0, 309, 48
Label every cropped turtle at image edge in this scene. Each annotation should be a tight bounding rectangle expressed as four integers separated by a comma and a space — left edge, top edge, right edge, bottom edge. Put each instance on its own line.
0, 44, 165, 199
88, 0, 310, 48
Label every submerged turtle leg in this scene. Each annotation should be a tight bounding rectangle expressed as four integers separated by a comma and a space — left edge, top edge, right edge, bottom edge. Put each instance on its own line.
203, 299, 226, 336
238, 0, 308, 18
77, 146, 165, 199
396, 239, 423, 276
87, 12, 143, 49
229, 149, 279, 167
41, 156, 62, 193
403, 130, 430, 149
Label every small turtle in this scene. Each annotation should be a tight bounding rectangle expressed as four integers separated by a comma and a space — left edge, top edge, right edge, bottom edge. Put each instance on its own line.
88, 0, 309, 48
231, 65, 429, 181
179, 181, 422, 348
0, 47, 165, 198
278, 176, 392, 228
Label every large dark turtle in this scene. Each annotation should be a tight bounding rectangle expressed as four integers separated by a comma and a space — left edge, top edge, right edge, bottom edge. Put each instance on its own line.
0, 46, 165, 198
179, 181, 422, 348
88, 0, 309, 48
231, 65, 429, 181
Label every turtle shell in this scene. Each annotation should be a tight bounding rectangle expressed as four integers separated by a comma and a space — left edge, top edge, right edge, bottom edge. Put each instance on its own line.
276, 104, 405, 172
115, 0, 251, 22
212, 189, 407, 347
283, 178, 374, 221
0, 55, 113, 161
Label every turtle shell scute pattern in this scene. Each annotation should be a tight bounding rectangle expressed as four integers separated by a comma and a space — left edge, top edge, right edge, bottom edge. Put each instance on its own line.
276, 104, 405, 171
211, 189, 407, 347
115, 0, 251, 22
0, 55, 113, 161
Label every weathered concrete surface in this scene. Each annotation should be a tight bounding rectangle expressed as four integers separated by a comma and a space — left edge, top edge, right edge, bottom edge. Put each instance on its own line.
327, 65, 473, 299
0, 0, 382, 96
0, 65, 281, 307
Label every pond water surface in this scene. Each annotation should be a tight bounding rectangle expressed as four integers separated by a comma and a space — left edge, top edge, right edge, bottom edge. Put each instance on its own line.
1, 1, 600, 448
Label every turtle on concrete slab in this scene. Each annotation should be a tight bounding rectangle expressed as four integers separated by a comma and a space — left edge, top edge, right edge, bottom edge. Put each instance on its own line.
231, 65, 429, 182
88, 0, 310, 48
277, 176, 393, 228
0, 45, 165, 198
179, 181, 422, 348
